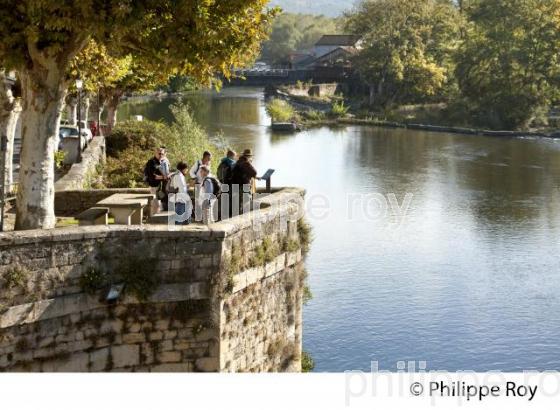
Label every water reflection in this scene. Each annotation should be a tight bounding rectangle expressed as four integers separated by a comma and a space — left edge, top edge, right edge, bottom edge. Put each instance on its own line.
120, 87, 560, 372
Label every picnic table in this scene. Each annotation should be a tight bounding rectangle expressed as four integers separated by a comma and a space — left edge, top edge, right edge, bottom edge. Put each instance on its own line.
96, 193, 155, 225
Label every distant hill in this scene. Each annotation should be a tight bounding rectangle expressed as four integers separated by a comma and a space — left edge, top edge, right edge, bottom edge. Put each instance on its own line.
269, 0, 357, 17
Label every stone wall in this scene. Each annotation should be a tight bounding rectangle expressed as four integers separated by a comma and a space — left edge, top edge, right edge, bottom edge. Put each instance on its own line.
55, 136, 106, 192
0, 188, 306, 372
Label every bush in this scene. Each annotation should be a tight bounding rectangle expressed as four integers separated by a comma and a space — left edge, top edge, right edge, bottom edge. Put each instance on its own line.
103, 102, 223, 188
105, 120, 165, 157
266, 98, 295, 123
301, 351, 315, 372
330, 100, 349, 118
304, 109, 325, 121
103, 146, 150, 188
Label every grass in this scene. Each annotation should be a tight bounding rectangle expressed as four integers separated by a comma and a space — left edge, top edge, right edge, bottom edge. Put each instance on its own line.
301, 351, 315, 372
297, 218, 313, 254
266, 98, 296, 123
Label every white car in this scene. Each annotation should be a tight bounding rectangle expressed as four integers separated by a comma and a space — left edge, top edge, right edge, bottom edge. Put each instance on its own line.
77, 120, 93, 143
58, 125, 86, 151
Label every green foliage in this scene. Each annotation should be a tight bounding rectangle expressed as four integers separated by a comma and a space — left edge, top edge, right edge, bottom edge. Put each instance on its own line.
250, 237, 280, 267
103, 103, 222, 188
165, 101, 223, 171
54, 151, 66, 170
303, 285, 313, 305
346, 0, 463, 107
2, 265, 27, 289
283, 237, 301, 253
330, 100, 349, 118
119, 258, 160, 302
260, 12, 342, 65
301, 351, 315, 372
79, 267, 107, 295
455, 0, 560, 129
297, 218, 313, 254
105, 120, 165, 157
266, 98, 296, 122
304, 109, 326, 121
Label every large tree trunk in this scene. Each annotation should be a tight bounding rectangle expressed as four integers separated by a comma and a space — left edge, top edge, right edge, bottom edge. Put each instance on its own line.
15, 66, 67, 230
106, 90, 122, 133
0, 72, 21, 195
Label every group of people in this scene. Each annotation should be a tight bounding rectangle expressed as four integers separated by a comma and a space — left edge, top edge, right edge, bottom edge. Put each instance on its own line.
143, 146, 259, 224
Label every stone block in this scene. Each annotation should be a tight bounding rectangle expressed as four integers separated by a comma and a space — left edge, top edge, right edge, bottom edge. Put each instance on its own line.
122, 333, 145, 344
89, 347, 110, 372
157, 351, 181, 363
111, 345, 140, 369
195, 357, 218, 372
151, 363, 192, 372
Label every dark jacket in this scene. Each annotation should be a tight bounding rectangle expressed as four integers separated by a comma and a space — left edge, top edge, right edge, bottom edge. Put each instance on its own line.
231, 157, 257, 185
145, 156, 163, 188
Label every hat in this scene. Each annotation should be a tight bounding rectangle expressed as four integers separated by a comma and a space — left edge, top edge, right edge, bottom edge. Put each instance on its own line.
199, 165, 210, 172
242, 148, 253, 157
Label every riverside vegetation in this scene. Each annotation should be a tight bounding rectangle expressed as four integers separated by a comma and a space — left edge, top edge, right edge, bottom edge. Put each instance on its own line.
100, 102, 223, 188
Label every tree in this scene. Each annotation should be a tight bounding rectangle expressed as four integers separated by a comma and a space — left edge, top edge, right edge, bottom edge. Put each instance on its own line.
66, 40, 130, 126
345, 0, 462, 107
455, 0, 560, 129
0, 70, 21, 194
260, 13, 341, 65
0, 0, 275, 230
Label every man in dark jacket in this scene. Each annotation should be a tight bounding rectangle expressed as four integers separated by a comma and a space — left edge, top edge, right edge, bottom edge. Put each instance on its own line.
144, 147, 168, 214
231, 148, 258, 215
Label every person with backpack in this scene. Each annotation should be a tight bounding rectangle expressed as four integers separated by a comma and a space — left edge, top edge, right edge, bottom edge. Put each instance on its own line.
199, 165, 221, 224
167, 161, 191, 225
230, 149, 259, 215
217, 150, 236, 184
189, 150, 212, 185
143, 147, 170, 215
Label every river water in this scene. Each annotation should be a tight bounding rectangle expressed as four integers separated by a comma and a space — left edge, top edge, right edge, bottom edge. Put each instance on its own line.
120, 87, 560, 372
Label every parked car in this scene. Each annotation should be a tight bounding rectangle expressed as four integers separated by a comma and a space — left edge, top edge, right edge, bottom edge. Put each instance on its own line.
77, 120, 93, 143
58, 125, 86, 151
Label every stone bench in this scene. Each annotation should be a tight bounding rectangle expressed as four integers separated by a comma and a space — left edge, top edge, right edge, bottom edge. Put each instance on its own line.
75, 207, 110, 226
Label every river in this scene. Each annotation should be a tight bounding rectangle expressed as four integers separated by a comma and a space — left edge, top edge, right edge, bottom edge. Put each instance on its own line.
119, 87, 560, 372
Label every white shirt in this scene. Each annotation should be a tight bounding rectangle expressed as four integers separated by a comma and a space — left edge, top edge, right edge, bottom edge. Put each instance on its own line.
170, 171, 188, 194
189, 160, 210, 184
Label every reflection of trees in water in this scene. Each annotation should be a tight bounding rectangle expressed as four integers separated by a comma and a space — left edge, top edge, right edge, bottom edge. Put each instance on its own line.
343, 127, 560, 229
118, 94, 212, 126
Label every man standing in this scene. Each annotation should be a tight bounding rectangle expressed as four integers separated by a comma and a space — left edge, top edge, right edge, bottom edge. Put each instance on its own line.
231, 148, 258, 215
189, 150, 212, 185
217, 149, 236, 184
168, 161, 191, 225
144, 147, 169, 215
199, 165, 218, 225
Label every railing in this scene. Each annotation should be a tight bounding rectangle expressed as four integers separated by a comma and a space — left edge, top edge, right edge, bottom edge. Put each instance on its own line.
233, 69, 290, 77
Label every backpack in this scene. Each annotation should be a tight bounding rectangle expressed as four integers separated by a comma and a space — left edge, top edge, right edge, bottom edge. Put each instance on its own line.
165, 171, 180, 194
217, 160, 233, 184
203, 176, 222, 197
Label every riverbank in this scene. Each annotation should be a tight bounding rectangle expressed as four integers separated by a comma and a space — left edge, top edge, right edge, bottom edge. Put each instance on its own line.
266, 84, 560, 139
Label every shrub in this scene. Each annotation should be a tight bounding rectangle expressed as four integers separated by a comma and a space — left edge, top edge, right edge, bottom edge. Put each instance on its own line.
330, 100, 349, 118
2, 265, 27, 289
80, 267, 107, 295
54, 151, 66, 169
305, 109, 325, 121
103, 102, 223, 188
103, 146, 150, 188
119, 258, 160, 301
266, 98, 295, 122
301, 351, 315, 372
297, 218, 313, 254
105, 120, 165, 157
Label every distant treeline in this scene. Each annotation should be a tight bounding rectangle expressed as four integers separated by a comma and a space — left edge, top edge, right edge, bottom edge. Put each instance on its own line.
259, 13, 342, 65
344, 0, 560, 130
